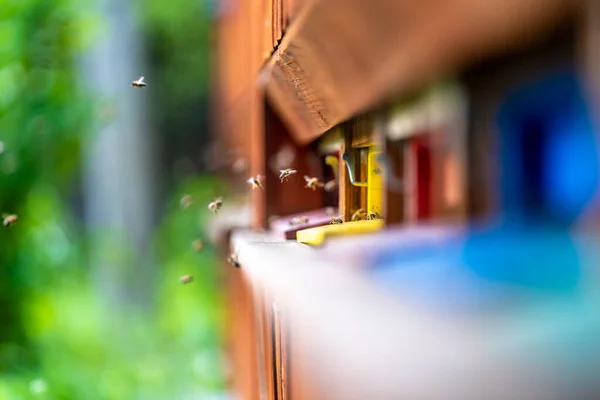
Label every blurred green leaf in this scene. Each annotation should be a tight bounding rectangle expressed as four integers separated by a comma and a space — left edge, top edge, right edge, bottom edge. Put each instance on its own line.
0, 0, 227, 398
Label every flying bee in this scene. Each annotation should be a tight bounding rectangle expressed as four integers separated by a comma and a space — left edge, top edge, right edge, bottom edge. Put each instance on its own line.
324, 179, 338, 192
2, 213, 17, 227
329, 216, 343, 224
227, 253, 240, 268
208, 197, 223, 214
279, 168, 297, 182
131, 76, 146, 88
192, 238, 204, 252
366, 211, 381, 220
304, 175, 324, 190
247, 175, 264, 190
232, 158, 248, 174
351, 208, 366, 221
289, 216, 309, 226
268, 215, 280, 224
180, 275, 194, 284
180, 194, 194, 209
325, 207, 336, 216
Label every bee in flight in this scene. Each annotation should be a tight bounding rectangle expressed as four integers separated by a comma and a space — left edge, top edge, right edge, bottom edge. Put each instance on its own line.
232, 158, 248, 174
366, 211, 381, 220
304, 176, 324, 190
289, 216, 309, 226
180, 194, 194, 209
351, 208, 366, 221
2, 213, 17, 227
247, 175, 264, 190
179, 275, 194, 284
208, 197, 223, 214
192, 239, 204, 252
227, 253, 240, 268
131, 76, 146, 88
329, 216, 343, 225
324, 179, 338, 192
279, 168, 297, 182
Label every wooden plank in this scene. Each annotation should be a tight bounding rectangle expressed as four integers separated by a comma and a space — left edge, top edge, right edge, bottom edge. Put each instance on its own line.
236, 230, 600, 399
261, 0, 580, 144
225, 266, 261, 400
255, 291, 277, 400
229, 229, 600, 399
272, 303, 287, 400
384, 139, 406, 224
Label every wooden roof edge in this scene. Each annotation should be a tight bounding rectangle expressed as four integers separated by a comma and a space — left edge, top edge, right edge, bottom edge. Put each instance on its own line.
259, 0, 584, 145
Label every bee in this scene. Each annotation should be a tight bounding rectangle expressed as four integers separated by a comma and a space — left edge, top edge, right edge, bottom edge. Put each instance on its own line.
268, 215, 280, 224
324, 179, 338, 192
232, 158, 248, 174
289, 216, 309, 226
247, 175, 264, 190
227, 253, 240, 268
373, 167, 383, 175
2, 213, 17, 227
208, 197, 223, 214
279, 168, 297, 182
304, 175, 324, 190
180, 194, 194, 209
192, 239, 204, 252
366, 211, 381, 220
180, 275, 194, 284
329, 216, 343, 224
325, 207, 336, 216
131, 76, 146, 88
351, 208, 366, 221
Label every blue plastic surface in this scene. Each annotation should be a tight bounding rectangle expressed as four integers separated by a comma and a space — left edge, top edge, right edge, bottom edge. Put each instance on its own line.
369, 225, 589, 311
496, 70, 599, 225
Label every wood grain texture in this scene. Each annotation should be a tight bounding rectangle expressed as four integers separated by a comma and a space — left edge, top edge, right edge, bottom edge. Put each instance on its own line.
261, 0, 581, 144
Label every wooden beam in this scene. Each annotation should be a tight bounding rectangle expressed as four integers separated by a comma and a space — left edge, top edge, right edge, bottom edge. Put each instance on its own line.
261, 0, 581, 145
230, 229, 600, 399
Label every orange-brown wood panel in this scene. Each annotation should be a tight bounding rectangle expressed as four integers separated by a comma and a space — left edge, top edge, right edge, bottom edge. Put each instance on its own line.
215, 0, 270, 201
254, 291, 277, 400
263, 102, 323, 226
264, 0, 274, 59
225, 267, 260, 400
272, 305, 288, 400
384, 139, 406, 224
429, 143, 466, 222
262, 0, 580, 145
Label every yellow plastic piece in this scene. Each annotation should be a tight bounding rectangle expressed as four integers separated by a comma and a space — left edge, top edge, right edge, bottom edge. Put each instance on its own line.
296, 219, 384, 246
367, 148, 384, 215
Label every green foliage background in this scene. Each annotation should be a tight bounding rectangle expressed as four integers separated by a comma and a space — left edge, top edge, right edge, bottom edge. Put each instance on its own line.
0, 0, 225, 398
